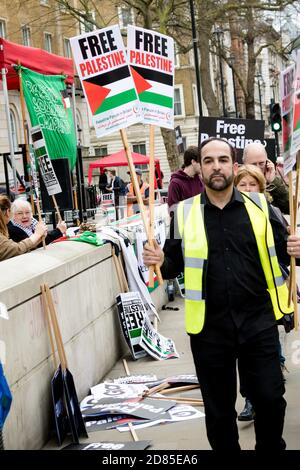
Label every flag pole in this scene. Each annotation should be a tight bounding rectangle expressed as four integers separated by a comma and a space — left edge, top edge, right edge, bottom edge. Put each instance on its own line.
18, 64, 46, 249
120, 128, 163, 285
17, 62, 35, 213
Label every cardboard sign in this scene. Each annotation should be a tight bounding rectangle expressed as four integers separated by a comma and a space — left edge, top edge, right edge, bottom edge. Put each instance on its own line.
116, 291, 147, 360
198, 116, 265, 162
62, 440, 151, 451
140, 315, 179, 361
81, 396, 174, 420
117, 404, 205, 432
31, 125, 62, 196
70, 25, 142, 137
90, 383, 147, 400
292, 50, 300, 158
280, 64, 296, 174
127, 25, 174, 129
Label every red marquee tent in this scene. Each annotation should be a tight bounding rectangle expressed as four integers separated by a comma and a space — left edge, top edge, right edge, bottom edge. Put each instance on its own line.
0, 37, 74, 89
88, 149, 161, 184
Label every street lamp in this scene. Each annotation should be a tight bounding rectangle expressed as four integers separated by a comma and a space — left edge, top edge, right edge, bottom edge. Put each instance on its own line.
255, 74, 263, 121
188, 0, 203, 147
228, 55, 238, 118
213, 27, 226, 117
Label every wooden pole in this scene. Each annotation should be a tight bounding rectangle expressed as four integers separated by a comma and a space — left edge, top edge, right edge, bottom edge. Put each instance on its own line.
51, 195, 63, 224
288, 171, 298, 330
41, 284, 58, 369
18, 64, 46, 249
148, 125, 155, 288
294, 152, 300, 228
44, 284, 68, 369
119, 129, 163, 285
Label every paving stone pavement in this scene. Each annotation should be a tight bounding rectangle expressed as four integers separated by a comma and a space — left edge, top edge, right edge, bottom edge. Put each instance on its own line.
44, 291, 300, 451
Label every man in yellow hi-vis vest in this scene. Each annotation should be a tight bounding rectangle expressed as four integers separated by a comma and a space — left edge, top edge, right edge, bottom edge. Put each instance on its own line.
143, 137, 300, 451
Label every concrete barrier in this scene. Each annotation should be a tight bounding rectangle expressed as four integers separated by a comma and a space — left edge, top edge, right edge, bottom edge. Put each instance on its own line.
0, 240, 167, 449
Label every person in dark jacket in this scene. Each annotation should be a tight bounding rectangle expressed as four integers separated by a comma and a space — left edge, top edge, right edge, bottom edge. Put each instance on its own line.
8, 199, 66, 246
243, 143, 289, 214
142, 137, 300, 451
99, 168, 108, 194
167, 146, 204, 211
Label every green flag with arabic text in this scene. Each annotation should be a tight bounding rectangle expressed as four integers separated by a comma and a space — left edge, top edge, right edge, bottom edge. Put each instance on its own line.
20, 66, 77, 170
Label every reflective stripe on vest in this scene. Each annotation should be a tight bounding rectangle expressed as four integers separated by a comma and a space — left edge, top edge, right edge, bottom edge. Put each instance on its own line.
178, 194, 207, 334
177, 192, 293, 335
242, 192, 293, 318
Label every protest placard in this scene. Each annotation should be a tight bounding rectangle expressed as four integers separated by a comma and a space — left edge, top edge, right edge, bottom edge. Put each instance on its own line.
70, 25, 142, 137
127, 25, 174, 129
198, 116, 265, 162
31, 125, 62, 196
280, 63, 296, 174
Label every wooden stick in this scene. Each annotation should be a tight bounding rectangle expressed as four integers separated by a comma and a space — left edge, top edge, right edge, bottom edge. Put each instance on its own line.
293, 152, 300, 228
144, 382, 170, 396
116, 251, 129, 293
288, 172, 298, 330
112, 245, 124, 291
44, 284, 68, 369
150, 395, 203, 404
120, 128, 163, 285
148, 125, 155, 288
120, 357, 139, 441
41, 284, 58, 369
159, 384, 200, 395
122, 358, 130, 377
128, 422, 139, 441
52, 195, 63, 224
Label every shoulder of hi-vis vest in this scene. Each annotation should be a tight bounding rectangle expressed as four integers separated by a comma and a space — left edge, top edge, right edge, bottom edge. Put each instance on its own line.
177, 191, 293, 335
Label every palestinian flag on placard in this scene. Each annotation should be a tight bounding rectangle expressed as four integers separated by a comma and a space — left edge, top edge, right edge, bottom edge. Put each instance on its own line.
82, 65, 138, 116
130, 65, 173, 110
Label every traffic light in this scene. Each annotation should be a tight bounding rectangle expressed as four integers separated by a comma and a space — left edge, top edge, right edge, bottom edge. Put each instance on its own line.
270, 102, 282, 132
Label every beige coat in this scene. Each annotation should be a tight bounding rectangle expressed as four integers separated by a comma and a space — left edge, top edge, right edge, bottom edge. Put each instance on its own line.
0, 232, 34, 261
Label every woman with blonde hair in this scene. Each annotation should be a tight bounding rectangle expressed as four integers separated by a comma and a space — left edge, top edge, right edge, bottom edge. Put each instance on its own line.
234, 164, 266, 194
0, 195, 47, 261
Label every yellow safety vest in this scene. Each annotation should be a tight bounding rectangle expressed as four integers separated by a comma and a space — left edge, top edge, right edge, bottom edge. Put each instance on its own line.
177, 192, 294, 334
126, 182, 149, 217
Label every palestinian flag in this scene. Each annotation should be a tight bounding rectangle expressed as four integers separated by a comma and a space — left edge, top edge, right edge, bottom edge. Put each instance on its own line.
82, 65, 138, 116
130, 65, 173, 109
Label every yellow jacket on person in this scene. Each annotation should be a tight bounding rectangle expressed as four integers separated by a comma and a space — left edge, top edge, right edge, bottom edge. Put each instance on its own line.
177, 192, 294, 335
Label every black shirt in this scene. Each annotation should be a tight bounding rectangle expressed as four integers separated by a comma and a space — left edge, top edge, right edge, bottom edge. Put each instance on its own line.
161, 188, 290, 345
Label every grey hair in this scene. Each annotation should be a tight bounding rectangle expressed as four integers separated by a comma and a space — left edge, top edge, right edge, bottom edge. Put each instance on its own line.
11, 198, 32, 216
242, 142, 267, 163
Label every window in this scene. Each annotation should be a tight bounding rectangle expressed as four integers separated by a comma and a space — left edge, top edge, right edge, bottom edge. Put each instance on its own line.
79, 11, 96, 34
22, 26, 31, 46
63, 38, 72, 58
0, 19, 6, 38
174, 86, 185, 116
44, 33, 52, 53
95, 146, 108, 157
132, 143, 146, 155
10, 110, 19, 152
118, 5, 134, 29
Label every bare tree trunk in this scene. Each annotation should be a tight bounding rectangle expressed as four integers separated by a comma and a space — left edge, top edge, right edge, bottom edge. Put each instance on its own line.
160, 127, 180, 172
198, 28, 219, 117
228, 12, 246, 118
245, 7, 256, 119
